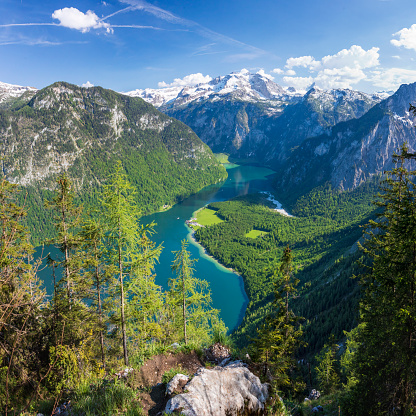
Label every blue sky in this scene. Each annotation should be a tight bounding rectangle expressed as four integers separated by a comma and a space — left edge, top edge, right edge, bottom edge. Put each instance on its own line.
1, 0, 416, 93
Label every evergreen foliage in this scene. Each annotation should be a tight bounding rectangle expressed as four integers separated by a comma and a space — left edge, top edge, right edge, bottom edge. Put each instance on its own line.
0, 82, 227, 246
194, 181, 378, 351
346, 144, 416, 415
169, 239, 226, 346
0, 178, 46, 413
0, 160, 227, 414
251, 247, 304, 395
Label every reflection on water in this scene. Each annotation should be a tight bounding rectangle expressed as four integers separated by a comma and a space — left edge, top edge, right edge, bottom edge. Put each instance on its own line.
36, 164, 277, 332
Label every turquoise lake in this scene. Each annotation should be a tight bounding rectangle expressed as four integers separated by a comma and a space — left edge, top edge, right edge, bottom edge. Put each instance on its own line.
36, 164, 277, 332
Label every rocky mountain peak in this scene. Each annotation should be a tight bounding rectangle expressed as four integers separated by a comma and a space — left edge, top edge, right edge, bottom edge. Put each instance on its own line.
0, 81, 38, 109
123, 69, 290, 109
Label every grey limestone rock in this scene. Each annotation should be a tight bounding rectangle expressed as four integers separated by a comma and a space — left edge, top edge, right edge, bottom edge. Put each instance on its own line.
164, 361, 269, 416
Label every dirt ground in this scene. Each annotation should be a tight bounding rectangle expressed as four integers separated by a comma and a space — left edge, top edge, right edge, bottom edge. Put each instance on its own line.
131, 351, 204, 416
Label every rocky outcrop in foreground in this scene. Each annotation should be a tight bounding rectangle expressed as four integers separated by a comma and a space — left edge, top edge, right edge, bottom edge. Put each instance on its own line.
164, 361, 269, 416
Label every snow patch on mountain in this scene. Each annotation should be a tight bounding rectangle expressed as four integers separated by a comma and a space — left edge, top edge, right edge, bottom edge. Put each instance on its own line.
0, 81, 37, 103
123, 69, 302, 108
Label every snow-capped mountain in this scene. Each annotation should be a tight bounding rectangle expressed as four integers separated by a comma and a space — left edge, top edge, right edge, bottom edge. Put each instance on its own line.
124, 69, 299, 108
276, 82, 416, 194
0, 81, 37, 107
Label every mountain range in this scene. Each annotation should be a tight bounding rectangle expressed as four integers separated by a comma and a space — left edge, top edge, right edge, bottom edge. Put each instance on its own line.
123, 70, 415, 195
2, 70, 415, 199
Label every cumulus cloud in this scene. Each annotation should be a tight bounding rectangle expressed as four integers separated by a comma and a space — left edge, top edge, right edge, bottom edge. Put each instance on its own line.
82, 81, 94, 88
158, 73, 212, 88
321, 45, 379, 69
370, 68, 416, 90
391, 24, 416, 51
52, 7, 111, 33
272, 68, 284, 74
282, 45, 380, 90
286, 55, 320, 70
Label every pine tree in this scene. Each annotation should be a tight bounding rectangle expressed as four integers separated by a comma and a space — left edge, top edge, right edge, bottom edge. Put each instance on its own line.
0, 178, 45, 412
45, 173, 82, 306
101, 161, 141, 365
78, 217, 108, 367
252, 246, 304, 394
169, 239, 221, 346
348, 144, 416, 415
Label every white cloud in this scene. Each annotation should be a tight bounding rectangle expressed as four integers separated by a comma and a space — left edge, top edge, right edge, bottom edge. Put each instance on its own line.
321, 45, 379, 69
391, 24, 416, 51
286, 55, 320, 70
272, 68, 284, 74
370, 68, 416, 90
315, 67, 367, 89
282, 45, 380, 90
282, 76, 314, 91
52, 7, 111, 33
158, 73, 212, 88
82, 81, 94, 88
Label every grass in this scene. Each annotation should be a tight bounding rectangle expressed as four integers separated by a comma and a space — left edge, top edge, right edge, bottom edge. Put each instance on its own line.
244, 229, 269, 239
161, 366, 189, 385
192, 208, 224, 229
70, 378, 143, 416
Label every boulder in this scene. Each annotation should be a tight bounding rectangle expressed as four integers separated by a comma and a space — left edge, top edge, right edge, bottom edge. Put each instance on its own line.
166, 373, 190, 396
308, 389, 321, 400
204, 342, 231, 364
164, 361, 269, 416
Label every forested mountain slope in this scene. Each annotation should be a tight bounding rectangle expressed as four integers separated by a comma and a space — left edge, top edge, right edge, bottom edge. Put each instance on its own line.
0, 82, 226, 243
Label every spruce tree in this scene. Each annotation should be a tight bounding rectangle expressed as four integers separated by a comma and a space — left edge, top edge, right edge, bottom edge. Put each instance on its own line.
348, 144, 416, 415
0, 178, 45, 412
169, 239, 221, 346
101, 161, 141, 366
252, 246, 304, 394
78, 217, 108, 367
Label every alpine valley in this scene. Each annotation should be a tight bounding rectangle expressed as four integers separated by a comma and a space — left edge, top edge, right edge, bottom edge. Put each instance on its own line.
2, 69, 416, 414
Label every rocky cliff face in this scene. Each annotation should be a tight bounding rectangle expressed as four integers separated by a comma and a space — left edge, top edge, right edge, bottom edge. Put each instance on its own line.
276, 82, 416, 193
125, 71, 385, 165
165, 86, 383, 165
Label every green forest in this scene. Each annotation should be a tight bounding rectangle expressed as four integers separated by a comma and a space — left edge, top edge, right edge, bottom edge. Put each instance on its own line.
2, 146, 416, 415
195, 179, 379, 352
1, 162, 228, 416
0, 82, 227, 246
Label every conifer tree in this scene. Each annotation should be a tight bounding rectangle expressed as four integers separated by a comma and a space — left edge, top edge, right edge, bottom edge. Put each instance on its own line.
348, 144, 416, 415
126, 231, 163, 350
45, 173, 82, 306
252, 246, 304, 393
169, 239, 220, 346
101, 161, 141, 366
78, 217, 108, 367
0, 178, 45, 412
315, 338, 340, 395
